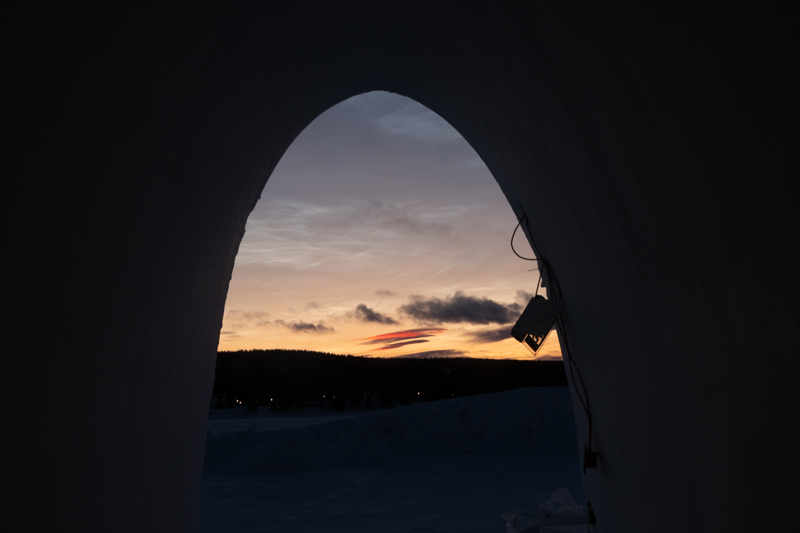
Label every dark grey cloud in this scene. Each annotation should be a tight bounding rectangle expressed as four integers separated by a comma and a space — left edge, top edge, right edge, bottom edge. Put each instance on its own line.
218, 331, 243, 343
370, 339, 429, 351
506, 302, 523, 314
393, 349, 466, 359
464, 326, 512, 344
506, 290, 537, 314
276, 320, 334, 334
360, 334, 436, 346
354, 304, 398, 325
398, 291, 519, 325
375, 289, 396, 297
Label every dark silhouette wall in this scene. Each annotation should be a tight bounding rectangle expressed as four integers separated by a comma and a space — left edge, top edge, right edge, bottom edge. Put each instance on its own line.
7, 2, 797, 532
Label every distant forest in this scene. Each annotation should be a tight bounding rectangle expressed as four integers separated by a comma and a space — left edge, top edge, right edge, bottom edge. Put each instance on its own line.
212, 349, 568, 411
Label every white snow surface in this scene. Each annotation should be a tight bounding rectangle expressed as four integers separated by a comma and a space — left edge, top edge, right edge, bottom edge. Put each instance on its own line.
206, 414, 358, 436
198, 387, 584, 532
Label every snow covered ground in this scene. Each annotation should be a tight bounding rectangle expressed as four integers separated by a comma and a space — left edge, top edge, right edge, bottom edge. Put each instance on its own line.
198, 388, 584, 532
206, 412, 358, 436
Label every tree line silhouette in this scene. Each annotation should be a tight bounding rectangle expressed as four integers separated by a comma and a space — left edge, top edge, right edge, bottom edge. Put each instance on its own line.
212, 349, 568, 411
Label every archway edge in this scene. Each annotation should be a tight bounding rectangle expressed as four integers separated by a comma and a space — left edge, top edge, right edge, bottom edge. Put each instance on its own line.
8, 2, 798, 532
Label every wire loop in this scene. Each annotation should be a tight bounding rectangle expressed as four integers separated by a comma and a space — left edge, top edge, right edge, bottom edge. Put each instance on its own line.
510, 215, 539, 261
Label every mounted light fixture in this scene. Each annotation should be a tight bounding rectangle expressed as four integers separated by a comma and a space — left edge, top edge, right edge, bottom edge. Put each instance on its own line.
510, 295, 561, 356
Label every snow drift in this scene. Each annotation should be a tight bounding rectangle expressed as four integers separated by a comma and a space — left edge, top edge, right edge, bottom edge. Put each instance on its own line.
203, 387, 577, 476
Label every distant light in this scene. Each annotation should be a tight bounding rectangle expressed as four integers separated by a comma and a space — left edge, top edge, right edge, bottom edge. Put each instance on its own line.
417, 392, 420, 395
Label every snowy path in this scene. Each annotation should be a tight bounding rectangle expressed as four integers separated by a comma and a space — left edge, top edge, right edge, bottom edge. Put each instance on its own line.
197, 388, 584, 532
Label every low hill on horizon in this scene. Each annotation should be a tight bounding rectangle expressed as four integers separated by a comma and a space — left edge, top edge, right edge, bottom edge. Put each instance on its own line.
212, 349, 568, 411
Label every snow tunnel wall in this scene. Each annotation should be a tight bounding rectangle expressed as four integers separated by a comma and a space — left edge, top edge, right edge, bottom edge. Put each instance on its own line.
7, 2, 798, 532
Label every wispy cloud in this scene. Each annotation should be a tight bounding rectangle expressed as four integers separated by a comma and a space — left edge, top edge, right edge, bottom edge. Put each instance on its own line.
237, 199, 457, 271
375, 104, 462, 144
393, 349, 466, 359
341, 92, 462, 144
532, 354, 564, 361
356, 201, 453, 238
218, 331, 242, 343
359, 328, 447, 345
225, 310, 273, 329
398, 291, 520, 325
276, 320, 334, 334
370, 339, 430, 351
464, 326, 512, 344
360, 327, 447, 351
353, 304, 398, 325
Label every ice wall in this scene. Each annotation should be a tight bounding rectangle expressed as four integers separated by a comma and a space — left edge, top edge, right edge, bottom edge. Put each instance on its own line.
7, 2, 798, 532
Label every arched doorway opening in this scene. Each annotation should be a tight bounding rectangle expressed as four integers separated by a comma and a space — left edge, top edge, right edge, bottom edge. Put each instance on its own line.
199, 91, 583, 531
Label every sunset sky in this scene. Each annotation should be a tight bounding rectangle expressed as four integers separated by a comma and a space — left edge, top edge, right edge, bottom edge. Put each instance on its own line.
219, 91, 561, 360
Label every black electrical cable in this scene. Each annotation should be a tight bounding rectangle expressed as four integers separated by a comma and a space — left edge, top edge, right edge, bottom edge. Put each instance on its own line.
534, 261, 589, 443
510, 215, 539, 262
540, 255, 590, 424
558, 316, 592, 446
512, 210, 594, 452
514, 213, 544, 292
521, 213, 563, 302
537, 255, 588, 430
521, 212, 545, 261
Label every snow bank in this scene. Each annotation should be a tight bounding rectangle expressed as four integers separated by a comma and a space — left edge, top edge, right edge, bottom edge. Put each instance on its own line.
203, 387, 577, 476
